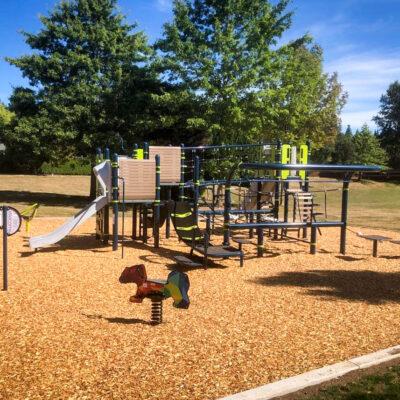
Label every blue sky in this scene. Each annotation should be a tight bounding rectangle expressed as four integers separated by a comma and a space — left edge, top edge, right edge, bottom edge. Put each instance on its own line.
1, 0, 399, 130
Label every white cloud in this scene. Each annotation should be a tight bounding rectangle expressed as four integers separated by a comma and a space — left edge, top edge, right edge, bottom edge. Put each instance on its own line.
341, 110, 377, 130
155, 0, 172, 12
326, 51, 400, 129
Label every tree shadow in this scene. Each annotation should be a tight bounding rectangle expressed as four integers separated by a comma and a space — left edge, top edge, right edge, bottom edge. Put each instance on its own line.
0, 190, 88, 208
251, 269, 400, 304
83, 313, 150, 325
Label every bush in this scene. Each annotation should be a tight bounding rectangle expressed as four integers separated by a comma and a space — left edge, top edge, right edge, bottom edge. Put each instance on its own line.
40, 158, 91, 175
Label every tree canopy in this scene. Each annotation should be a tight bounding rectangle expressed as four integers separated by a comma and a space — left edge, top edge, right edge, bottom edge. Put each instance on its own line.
4, 0, 157, 170
2, 0, 351, 172
155, 0, 346, 147
374, 81, 400, 169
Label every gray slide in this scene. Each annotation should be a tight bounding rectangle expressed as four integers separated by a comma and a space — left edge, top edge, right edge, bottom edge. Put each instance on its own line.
29, 161, 111, 250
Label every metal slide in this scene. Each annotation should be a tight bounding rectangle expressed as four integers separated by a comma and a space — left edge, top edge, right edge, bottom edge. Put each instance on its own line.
29, 161, 111, 250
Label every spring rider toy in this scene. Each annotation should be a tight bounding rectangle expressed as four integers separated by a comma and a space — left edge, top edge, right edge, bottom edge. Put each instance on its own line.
119, 264, 190, 325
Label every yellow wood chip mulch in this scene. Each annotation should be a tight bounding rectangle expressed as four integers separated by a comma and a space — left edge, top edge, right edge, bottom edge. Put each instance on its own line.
1, 218, 400, 400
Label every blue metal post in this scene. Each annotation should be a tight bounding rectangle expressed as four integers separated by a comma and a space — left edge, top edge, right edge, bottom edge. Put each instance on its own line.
273, 140, 282, 239
340, 178, 350, 255
111, 153, 119, 251
223, 185, 231, 246
257, 181, 263, 257
143, 142, 149, 160
2, 206, 8, 291
179, 144, 185, 201
304, 140, 311, 193
104, 147, 110, 162
194, 156, 200, 223
154, 155, 161, 248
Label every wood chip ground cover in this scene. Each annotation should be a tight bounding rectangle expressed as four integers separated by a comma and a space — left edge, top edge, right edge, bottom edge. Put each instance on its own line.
1, 219, 400, 399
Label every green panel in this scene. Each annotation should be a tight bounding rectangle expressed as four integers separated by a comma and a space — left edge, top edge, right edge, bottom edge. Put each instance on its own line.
135, 149, 144, 160
281, 144, 291, 180
299, 144, 308, 180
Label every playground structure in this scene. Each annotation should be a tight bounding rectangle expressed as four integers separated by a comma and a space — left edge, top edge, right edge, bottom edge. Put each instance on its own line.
27, 140, 386, 265
118, 264, 190, 324
29, 140, 303, 251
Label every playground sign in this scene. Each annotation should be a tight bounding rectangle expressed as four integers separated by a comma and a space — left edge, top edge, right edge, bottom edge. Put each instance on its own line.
1, 206, 21, 291
0, 206, 22, 236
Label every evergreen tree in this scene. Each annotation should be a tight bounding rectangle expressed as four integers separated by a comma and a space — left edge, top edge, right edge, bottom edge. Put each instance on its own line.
373, 81, 400, 168
5, 0, 155, 169
332, 125, 355, 164
353, 124, 387, 166
155, 0, 346, 146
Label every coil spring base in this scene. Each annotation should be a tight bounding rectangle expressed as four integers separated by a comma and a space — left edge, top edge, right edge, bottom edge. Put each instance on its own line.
150, 296, 163, 325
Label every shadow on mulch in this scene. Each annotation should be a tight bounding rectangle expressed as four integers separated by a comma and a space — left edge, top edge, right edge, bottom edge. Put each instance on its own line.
251, 269, 400, 305
123, 239, 229, 270
336, 255, 367, 262
0, 190, 88, 208
82, 313, 150, 325
381, 255, 400, 260
20, 232, 229, 270
19, 234, 109, 257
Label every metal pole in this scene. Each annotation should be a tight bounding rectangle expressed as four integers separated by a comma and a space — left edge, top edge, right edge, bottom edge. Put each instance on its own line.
340, 178, 350, 255
223, 184, 231, 246
310, 225, 317, 255
179, 144, 185, 201
3, 206, 8, 291
194, 156, 200, 223
95, 148, 102, 240
103, 148, 110, 244
111, 153, 119, 251
120, 177, 125, 259
143, 142, 149, 160
154, 155, 161, 248
304, 140, 311, 193
166, 187, 171, 239
132, 204, 137, 239
274, 140, 282, 239
302, 140, 311, 239
257, 181, 263, 257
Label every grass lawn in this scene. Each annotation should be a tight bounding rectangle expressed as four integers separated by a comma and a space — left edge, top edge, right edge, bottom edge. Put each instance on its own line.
306, 365, 400, 399
0, 174, 90, 217
0, 174, 399, 231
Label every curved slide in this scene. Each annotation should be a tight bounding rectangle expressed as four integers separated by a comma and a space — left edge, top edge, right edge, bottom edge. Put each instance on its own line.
29, 161, 111, 250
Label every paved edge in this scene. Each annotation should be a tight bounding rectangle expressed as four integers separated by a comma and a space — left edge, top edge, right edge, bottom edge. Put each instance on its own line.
218, 345, 400, 400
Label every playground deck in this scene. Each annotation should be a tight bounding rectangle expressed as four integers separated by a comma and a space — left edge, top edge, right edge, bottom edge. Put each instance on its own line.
1, 219, 400, 400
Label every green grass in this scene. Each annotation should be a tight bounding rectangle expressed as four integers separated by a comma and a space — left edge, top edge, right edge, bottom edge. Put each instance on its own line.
307, 365, 400, 399
0, 175, 399, 232
311, 180, 400, 232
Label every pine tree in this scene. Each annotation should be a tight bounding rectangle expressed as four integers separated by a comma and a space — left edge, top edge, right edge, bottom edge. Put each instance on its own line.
353, 124, 387, 166
5, 0, 155, 169
332, 125, 355, 164
374, 81, 400, 168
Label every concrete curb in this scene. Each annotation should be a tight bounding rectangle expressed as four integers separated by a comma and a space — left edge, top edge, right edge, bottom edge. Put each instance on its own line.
218, 345, 400, 400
